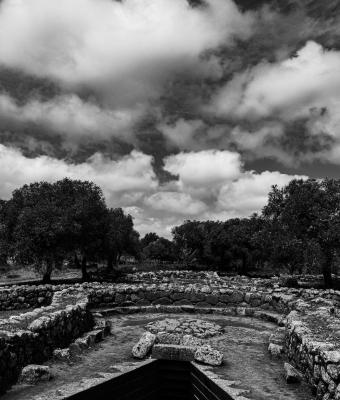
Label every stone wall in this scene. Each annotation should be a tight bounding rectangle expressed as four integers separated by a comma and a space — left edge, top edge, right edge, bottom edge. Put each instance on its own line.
285, 310, 340, 400
86, 280, 340, 400
87, 282, 340, 314
0, 285, 54, 310
2, 274, 340, 398
0, 286, 93, 394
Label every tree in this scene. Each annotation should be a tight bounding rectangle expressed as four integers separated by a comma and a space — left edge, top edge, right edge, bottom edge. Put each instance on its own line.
53, 178, 108, 281
172, 217, 263, 272
142, 237, 176, 262
105, 208, 140, 270
10, 182, 65, 282
141, 232, 159, 248
224, 217, 263, 275
3, 178, 108, 282
253, 218, 305, 274
264, 179, 340, 287
172, 221, 207, 266
0, 200, 11, 265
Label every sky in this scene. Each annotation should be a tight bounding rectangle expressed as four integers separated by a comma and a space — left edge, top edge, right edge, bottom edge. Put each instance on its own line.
0, 0, 340, 238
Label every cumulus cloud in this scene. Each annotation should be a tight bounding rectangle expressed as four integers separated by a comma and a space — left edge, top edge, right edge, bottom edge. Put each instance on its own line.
0, 93, 143, 144
144, 191, 207, 215
212, 41, 340, 120
0, 144, 157, 204
0, 145, 304, 237
159, 119, 205, 150
164, 149, 242, 188
210, 41, 340, 164
0, 0, 256, 154
0, 0, 253, 92
217, 170, 306, 215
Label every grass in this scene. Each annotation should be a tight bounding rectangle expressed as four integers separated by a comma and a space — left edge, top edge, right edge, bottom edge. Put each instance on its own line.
0, 265, 81, 285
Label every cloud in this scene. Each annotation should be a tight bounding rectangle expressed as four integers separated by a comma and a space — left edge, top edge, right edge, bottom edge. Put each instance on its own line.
123, 205, 181, 238
144, 191, 207, 215
159, 119, 205, 150
209, 41, 340, 164
163, 149, 242, 188
0, 144, 157, 204
0, 93, 143, 144
0, 0, 253, 94
0, 145, 305, 237
212, 41, 340, 120
0, 0, 256, 155
217, 170, 306, 215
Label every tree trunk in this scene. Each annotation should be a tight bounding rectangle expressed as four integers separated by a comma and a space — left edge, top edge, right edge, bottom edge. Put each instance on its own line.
106, 253, 113, 271
0, 254, 8, 266
74, 253, 81, 269
322, 250, 333, 288
42, 259, 53, 284
81, 256, 89, 281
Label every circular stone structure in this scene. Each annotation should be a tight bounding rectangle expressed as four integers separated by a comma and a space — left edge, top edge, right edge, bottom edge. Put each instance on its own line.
145, 317, 224, 338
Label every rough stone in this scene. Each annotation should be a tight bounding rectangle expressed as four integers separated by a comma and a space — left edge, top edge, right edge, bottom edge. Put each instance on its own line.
156, 332, 181, 345
19, 365, 52, 384
268, 343, 284, 357
194, 345, 223, 366
132, 332, 156, 359
180, 335, 204, 348
53, 348, 71, 362
284, 362, 302, 384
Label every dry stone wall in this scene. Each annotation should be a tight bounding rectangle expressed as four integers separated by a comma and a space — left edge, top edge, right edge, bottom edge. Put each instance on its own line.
0, 285, 53, 310
86, 279, 340, 400
87, 282, 340, 314
1, 274, 340, 398
0, 286, 93, 394
285, 310, 340, 400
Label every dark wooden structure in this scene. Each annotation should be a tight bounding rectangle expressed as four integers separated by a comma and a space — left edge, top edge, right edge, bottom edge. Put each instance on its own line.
65, 360, 233, 400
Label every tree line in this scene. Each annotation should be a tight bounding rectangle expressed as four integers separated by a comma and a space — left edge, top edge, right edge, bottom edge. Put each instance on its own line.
168, 178, 340, 287
1, 177, 340, 287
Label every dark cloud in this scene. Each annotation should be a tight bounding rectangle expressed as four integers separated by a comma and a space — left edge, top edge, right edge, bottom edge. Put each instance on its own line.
0, 0, 339, 235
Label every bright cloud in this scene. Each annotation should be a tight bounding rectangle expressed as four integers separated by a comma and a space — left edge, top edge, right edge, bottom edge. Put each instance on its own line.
164, 149, 242, 187
217, 170, 306, 215
0, 93, 143, 143
0, 145, 157, 204
0, 0, 253, 90
145, 191, 208, 215
212, 41, 340, 120
210, 41, 340, 164
0, 145, 304, 237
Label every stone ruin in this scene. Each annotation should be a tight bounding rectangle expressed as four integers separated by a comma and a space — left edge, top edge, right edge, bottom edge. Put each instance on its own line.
131, 317, 224, 366
0, 272, 340, 399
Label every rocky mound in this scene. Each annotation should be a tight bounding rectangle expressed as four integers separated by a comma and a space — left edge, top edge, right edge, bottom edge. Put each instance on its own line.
145, 317, 224, 338
132, 317, 224, 366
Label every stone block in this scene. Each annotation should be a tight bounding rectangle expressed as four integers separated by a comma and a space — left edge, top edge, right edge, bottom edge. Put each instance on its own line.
152, 344, 195, 361
132, 332, 156, 359
284, 362, 302, 384
194, 345, 223, 366
268, 343, 284, 357
19, 365, 52, 384
53, 348, 71, 362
